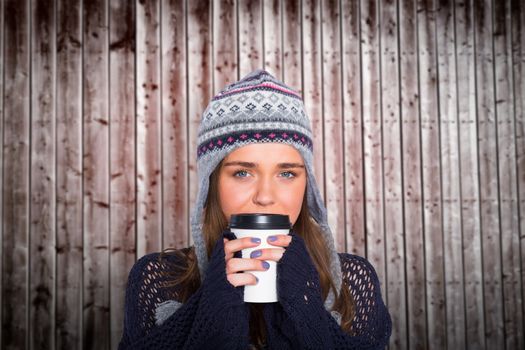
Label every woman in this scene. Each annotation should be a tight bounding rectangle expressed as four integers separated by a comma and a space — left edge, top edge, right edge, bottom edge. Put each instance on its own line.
119, 70, 391, 349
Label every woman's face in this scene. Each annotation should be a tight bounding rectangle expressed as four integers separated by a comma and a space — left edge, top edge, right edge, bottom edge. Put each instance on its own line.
217, 143, 307, 225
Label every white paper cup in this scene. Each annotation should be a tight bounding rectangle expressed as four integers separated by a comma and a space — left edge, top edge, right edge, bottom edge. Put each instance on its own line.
229, 214, 291, 303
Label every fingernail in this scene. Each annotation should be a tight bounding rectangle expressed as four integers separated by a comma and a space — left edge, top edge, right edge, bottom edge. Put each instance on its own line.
268, 235, 278, 242
250, 250, 262, 258
251, 237, 261, 244
262, 261, 270, 270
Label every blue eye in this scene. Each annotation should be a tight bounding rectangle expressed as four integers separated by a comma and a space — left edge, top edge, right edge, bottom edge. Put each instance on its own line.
280, 171, 296, 179
233, 170, 249, 178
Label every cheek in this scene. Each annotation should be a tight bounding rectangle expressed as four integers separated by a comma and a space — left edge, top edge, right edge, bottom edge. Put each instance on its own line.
217, 177, 250, 217
279, 181, 306, 224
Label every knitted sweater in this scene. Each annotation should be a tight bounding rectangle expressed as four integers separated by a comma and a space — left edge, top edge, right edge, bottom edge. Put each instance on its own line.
119, 233, 392, 349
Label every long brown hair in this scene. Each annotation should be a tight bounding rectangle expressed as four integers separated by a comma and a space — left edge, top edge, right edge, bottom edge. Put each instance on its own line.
165, 162, 355, 345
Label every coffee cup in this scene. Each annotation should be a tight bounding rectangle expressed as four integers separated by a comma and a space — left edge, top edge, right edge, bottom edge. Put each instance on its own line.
229, 213, 291, 303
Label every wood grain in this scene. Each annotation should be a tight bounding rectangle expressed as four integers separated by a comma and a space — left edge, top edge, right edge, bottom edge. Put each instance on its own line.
494, 0, 523, 348
380, 0, 406, 348
511, 0, 525, 345
302, 0, 325, 198
2, 0, 30, 348
263, 0, 282, 78
29, 0, 56, 348
282, 0, 301, 91
436, 0, 466, 348
239, 0, 263, 76
475, 0, 505, 348
109, 0, 136, 347
56, 0, 83, 347
399, 0, 427, 348
136, 0, 162, 256
213, 0, 238, 92
455, 0, 485, 348
161, 0, 188, 250
322, 0, 345, 252
83, 0, 110, 347
187, 0, 212, 247
418, 0, 446, 347
341, 0, 365, 256
0, 0, 4, 343
361, 0, 387, 289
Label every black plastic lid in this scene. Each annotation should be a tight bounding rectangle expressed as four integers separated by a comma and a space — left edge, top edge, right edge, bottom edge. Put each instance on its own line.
229, 213, 291, 230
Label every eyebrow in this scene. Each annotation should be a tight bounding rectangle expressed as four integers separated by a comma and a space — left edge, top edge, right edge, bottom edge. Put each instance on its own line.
222, 161, 305, 169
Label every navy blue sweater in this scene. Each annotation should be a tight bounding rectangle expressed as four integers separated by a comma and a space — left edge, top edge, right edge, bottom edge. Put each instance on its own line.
119, 233, 391, 349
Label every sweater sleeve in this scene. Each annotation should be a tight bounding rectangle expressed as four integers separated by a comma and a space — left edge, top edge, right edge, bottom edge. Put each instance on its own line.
118, 236, 250, 349
266, 233, 391, 350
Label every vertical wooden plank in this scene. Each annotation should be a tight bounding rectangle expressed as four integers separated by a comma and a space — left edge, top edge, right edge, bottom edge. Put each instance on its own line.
341, 0, 364, 256
282, 0, 303, 219
474, 0, 505, 347
399, 0, 427, 348
213, 0, 238, 92
56, 0, 83, 347
136, 0, 162, 256
511, 0, 525, 345
455, 0, 484, 348
379, 0, 406, 348
0, 0, 4, 343
238, 0, 263, 76
282, 0, 301, 91
494, 0, 523, 348
30, 0, 56, 348
161, 0, 187, 251
418, 0, 446, 347
263, 0, 282, 79
2, 0, 30, 348
361, 0, 386, 287
436, 0, 466, 348
188, 0, 212, 244
302, 0, 325, 200
321, 0, 344, 252
83, 0, 110, 347
109, 0, 136, 347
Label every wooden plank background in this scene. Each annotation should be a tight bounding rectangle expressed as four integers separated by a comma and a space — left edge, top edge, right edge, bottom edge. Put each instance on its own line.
0, 0, 523, 349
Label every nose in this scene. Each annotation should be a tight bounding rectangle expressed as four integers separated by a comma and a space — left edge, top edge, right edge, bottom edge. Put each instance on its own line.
252, 177, 275, 206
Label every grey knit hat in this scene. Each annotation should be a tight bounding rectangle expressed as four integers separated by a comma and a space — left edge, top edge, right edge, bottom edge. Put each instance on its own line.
190, 69, 342, 311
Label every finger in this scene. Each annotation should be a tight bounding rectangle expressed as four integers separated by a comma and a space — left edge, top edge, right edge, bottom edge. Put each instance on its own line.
227, 272, 258, 287
249, 248, 285, 262
266, 234, 292, 247
226, 258, 270, 275
224, 237, 261, 257
223, 238, 234, 260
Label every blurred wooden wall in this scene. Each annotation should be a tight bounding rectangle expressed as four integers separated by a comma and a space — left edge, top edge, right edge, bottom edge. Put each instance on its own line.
1, 0, 523, 349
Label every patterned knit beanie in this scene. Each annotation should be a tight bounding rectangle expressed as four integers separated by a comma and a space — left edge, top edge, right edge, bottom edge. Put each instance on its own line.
191, 69, 342, 311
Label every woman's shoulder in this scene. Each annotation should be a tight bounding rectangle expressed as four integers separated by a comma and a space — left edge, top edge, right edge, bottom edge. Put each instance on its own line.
128, 247, 194, 282
125, 247, 195, 308
135, 247, 193, 266
336, 253, 382, 291
337, 252, 378, 271
122, 248, 195, 336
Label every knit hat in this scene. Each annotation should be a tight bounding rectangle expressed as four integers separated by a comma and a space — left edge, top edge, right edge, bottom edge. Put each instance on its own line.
190, 69, 342, 311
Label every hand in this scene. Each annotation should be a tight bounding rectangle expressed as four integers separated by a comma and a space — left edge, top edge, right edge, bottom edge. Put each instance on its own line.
237, 233, 292, 276
223, 234, 292, 287
223, 236, 265, 287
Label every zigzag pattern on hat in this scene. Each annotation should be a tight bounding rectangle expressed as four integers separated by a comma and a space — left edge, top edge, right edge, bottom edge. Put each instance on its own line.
198, 90, 310, 140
